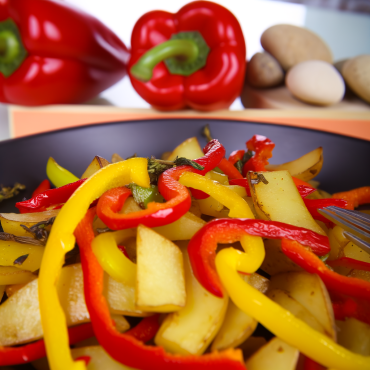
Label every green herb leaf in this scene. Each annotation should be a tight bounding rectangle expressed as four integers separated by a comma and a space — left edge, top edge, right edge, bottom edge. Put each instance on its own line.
234, 160, 243, 174
174, 157, 204, 171
202, 124, 213, 142
0, 182, 25, 202
0, 232, 44, 246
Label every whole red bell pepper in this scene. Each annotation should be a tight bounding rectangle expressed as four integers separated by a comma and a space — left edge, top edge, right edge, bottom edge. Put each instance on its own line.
187, 218, 330, 297
128, 1, 246, 111
0, 0, 129, 105
75, 207, 245, 370
97, 139, 225, 230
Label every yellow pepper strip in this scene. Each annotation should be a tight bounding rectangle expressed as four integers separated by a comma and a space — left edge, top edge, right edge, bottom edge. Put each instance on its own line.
92, 229, 136, 285
0, 240, 44, 272
46, 157, 80, 187
215, 247, 370, 370
39, 158, 149, 370
0, 266, 36, 285
179, 172, 254, 218
239, 235, 265, 274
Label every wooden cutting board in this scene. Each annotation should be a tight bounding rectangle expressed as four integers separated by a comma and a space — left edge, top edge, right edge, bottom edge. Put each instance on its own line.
241, 84, 370, 111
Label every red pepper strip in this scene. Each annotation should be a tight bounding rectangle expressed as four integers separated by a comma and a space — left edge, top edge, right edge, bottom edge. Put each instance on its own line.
187, 218, 330, 298
217, 158, 244, 180
229, 178, 316, 199
117, 245, 130, 259
75, 356, 91, 366
303, 356, 326, 370
333, 186, 370, 208
0, 0, 129, 105
303, 198, 348, 227
16, 178, 86, 213
97, 139, 225, 230
190, 187, 210, 200
331, 293, 370, 326
125, 315, 161, 343
75, 208, 245, 370
326, 257, 370, 272
281, 239, 370, 300
32, 179, 51, 197
228, 150, 245, 165
242, 135, 275, 175
0, 323, 94, 366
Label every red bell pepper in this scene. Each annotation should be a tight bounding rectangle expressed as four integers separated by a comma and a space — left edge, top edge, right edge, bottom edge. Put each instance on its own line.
326, 257, 370, 272
228, 150, 245, 165
75, 207, 245, 370
97, 139, 225, 230
187, 218, 330, 298
217, 158, 244, 180
242, 135, 275, 175
331, 293, 370, 326
281, 239, 370, 301
333, 186, 370, 209
31, 179, 51, 197
16, 178, 86, 213
0, 0, 129, 105
128, 1, 246, 111
303, 356, 326, 370
0, 322, 94, 366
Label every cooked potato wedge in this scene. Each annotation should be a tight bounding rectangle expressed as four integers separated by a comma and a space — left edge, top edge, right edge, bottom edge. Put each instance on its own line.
265, 147, 323, 182
81, 155, 110, 179
136, 225, 186, 312
245, 337, 299, 370
248, 170, 325, 235
155, 242, 228, 355
268, 272, 336, 340
166, 137, 204, 161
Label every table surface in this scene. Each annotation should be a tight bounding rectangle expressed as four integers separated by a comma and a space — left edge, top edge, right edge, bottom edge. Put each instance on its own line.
1, 0, 369, 142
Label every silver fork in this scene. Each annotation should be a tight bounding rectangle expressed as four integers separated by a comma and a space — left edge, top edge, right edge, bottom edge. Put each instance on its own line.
318, 206, 370, 252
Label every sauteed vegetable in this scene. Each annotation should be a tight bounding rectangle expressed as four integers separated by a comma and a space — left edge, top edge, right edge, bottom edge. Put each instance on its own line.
0, 134, 369, 370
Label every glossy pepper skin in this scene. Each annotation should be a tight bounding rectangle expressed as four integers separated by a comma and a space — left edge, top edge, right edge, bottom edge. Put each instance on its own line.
97, 139, 225, 230
75, 207, 245, 370
128, 1, 246, 111
0, 323, 94, 366
0, 0, 129, 105
187, 218, 330, 297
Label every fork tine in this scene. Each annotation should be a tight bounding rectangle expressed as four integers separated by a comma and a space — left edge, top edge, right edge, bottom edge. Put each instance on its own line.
343, 231, 370, 253
318, 206, 370, 244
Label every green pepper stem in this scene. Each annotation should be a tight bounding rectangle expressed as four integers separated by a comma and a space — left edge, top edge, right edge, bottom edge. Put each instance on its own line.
0, 30, 20, 62
130, 39, 199, 82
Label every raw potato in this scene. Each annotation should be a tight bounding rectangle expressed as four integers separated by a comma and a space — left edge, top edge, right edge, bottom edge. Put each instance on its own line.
0, 209, 60, 237
246, 52, 284, 88
136, 225, 186, 312
265, 147, 323, 182
342, 55, 370, 104
248, 170, 325, 235
286, 60, 345, 106
261, 24, 332, 71
268, 272, 336, 340
155, 242, 228, 355
166, 137, 204, 161
80, 155, 110, 178
245, 337, 299, 370
336, 318, 370, 355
